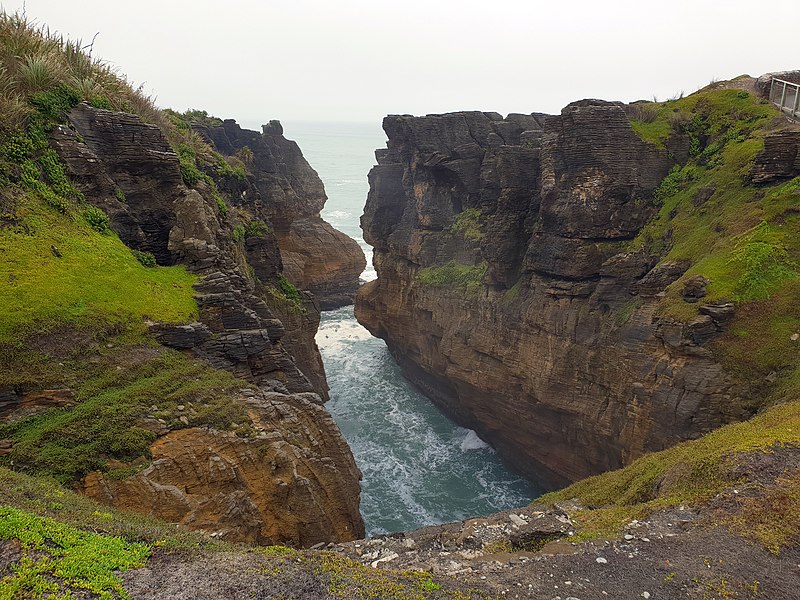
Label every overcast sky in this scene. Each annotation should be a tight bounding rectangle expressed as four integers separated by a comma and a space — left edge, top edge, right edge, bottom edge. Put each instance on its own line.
3, 0, 797, 125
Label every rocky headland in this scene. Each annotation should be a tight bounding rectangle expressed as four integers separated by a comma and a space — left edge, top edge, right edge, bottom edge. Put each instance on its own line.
0, 42, 365, 544
356, 77, 800, 488
194, 118, 366, 310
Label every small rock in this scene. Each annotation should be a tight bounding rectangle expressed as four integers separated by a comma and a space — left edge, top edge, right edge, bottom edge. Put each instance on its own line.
179, 416, 189, 425
624, 534, 634, 540
509, 513, 527, 527
642, 593, 651, 599
596, 557, 608, 564
791, 333, 799, 341
682, 275, 709, 302
177, 404, 186, 411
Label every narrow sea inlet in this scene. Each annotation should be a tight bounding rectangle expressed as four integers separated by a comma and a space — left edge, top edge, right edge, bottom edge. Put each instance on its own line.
285, 121, 541, 534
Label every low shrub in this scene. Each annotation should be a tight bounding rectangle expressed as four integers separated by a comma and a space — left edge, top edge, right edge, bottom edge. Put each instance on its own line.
131, 249, 156, 267
84, 206, 110, 232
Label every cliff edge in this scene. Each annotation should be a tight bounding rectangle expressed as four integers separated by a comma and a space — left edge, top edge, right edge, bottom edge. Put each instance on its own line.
0, 14, 364, 547
356, 80, 800, 488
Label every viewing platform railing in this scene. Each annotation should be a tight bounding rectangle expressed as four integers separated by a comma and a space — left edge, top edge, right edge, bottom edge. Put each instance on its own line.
770, 78, 800, 118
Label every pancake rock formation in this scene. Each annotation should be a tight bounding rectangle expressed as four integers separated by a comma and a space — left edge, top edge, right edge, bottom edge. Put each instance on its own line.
356, 104, 749, 487
194, 119, 366, 310
46, 103, 364, 544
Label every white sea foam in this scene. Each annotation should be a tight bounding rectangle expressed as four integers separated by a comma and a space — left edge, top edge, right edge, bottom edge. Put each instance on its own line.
460, 429, 490, 451
327, 210, 353, 220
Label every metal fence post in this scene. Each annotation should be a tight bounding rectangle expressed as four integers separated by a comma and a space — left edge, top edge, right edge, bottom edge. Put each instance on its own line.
794, 85, 800, 117
780, 80, 788, 110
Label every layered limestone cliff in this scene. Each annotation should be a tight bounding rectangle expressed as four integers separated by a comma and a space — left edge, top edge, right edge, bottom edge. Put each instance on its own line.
39, 103, 365, 544
356, 102, 763, 487
194, 119, 366, 309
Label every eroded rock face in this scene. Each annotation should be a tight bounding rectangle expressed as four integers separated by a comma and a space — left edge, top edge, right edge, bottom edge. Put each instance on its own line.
356, 106, 745, 488
194, 119, 366, 308
50, 104, 364, 544
81, 391, 363, 545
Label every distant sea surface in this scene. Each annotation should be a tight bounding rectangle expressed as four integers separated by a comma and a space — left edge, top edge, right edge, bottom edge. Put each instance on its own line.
281, 121, 541, 535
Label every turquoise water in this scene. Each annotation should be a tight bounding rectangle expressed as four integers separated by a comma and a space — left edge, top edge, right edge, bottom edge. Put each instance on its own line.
283, 122, 541, 535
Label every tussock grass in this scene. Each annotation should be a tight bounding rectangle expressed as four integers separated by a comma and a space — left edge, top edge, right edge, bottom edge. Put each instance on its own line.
0, 10, 164, 133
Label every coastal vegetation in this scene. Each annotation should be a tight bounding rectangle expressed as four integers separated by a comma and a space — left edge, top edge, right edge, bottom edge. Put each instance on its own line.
626, 87, 800, 405
417, 261, 487, 292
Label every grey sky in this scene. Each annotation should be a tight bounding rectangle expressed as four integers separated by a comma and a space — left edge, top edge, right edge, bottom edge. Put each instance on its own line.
3, 0, 797, 125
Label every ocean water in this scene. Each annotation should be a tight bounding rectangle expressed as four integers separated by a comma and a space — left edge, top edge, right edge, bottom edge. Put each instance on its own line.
284, 122, 542, 535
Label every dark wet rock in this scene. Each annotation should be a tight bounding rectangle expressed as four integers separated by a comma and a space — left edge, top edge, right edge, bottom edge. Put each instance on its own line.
634, 259, 692, 297
751, 130, 800, 184
699, 302, 736, 325
692, 186, 716, 206
1, 388, 75, 422
682, 275, 709, 302
687, 315, 717, 345
148, 322, 211, 349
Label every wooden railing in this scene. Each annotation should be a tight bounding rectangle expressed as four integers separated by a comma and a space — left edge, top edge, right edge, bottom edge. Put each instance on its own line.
770, 78, 800, 118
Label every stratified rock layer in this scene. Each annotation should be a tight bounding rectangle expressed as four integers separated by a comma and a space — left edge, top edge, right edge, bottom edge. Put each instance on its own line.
356, 106, 745, 488
195, 119, 366, 309
50, 103, 364, 544
81, 391, 362, 546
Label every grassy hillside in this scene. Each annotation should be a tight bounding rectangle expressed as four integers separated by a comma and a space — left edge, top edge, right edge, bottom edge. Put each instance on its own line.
540, 398, 800, 552
626, 86, 800, 406
0, 9, 294, 489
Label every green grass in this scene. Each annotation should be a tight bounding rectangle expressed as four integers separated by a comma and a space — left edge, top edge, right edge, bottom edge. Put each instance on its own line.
450, 207, 484, 240
417, 261, 487, 293
620, 88, 800, 404
538, 399, 800, 547
0, 349, 250, 485
0, 468, 221, 550
628, 89, 778, 151
0, 194, 197, 344
0, 507, 149, 600
0, 467, 225, 598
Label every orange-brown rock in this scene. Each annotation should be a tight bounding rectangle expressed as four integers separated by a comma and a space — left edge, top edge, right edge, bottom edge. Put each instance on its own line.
81, 391, 364, 546
279, 216, 366, 310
